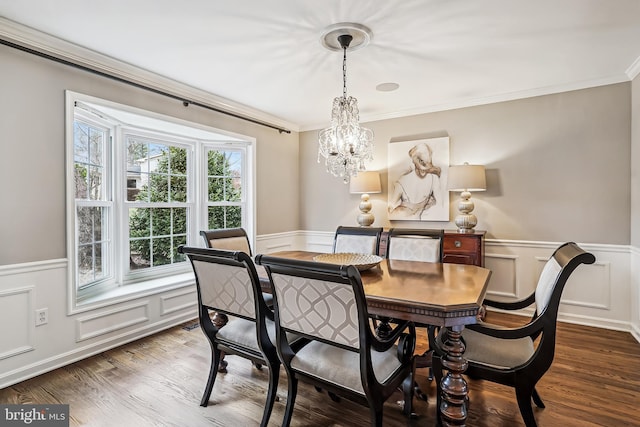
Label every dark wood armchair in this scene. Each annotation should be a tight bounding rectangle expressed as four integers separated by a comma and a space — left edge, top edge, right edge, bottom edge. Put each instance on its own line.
432, 242, 596, 427
255, 254, 416, 427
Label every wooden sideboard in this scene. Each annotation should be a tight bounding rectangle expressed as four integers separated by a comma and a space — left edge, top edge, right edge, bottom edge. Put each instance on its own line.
442, 230, 486, 267
379, 229, 485, 267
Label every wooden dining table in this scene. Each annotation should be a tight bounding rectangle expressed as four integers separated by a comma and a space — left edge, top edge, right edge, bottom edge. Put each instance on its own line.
256, 250, 491, 427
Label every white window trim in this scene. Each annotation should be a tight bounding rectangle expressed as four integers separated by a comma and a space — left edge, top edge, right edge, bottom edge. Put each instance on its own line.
65, 91, 256, 315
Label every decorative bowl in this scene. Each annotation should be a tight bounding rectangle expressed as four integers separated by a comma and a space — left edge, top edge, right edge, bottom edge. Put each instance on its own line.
313, 253, 383, 271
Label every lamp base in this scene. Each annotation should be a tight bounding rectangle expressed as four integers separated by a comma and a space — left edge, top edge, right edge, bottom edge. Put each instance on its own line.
454, 213, 477, 233
455, 191, 477, 233
356, 193, 375, 227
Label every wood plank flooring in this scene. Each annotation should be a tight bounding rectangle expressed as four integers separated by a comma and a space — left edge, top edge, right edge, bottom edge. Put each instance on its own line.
2, 312, 639, 426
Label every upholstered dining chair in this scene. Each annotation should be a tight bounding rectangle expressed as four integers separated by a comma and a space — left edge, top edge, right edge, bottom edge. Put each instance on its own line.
199, 228, 272, 372
179, 246, 303, 427
432, 242, 595, 427
385, 228, 444, 387
386, 228, 444, 262
200, 227, 253, 255
333, 225, 383, 255
255, 254, 416, 427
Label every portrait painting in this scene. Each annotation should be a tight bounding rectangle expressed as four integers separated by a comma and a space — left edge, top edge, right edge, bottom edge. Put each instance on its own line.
387, 137, 450, 221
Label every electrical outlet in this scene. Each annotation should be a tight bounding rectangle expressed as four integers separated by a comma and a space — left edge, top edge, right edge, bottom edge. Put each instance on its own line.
35, 308, 48, 326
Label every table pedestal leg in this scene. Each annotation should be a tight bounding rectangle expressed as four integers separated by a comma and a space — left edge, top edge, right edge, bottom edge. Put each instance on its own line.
440, 325, 468, 426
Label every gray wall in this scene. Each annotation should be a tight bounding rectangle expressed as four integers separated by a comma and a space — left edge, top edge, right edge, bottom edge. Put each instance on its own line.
300, 84, 631, 244
0, 44, 300, 265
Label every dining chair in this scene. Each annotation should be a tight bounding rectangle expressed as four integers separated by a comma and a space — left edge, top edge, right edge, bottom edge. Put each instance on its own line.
179, 246, 303, 427
432, 242, 596, 427
200, 227, 253, 255
199, 228, 272, 372
386, 228, 444, 262
255, 254, 416, 427
384, 228, 444, 388
333, 225, 383, 255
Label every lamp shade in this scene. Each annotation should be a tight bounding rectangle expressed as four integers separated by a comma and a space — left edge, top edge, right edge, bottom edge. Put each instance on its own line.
349, 171, 382, 194
448, 164, 486, 192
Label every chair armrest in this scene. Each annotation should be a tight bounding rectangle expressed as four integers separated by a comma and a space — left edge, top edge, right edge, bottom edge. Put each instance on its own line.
370, 320, 414, 352
396, 332, 415, 364
483, 292, 535, 311
466, 316, 543, 340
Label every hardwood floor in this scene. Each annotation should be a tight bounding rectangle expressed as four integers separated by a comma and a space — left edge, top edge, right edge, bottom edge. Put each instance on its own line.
2, 312, 639, 426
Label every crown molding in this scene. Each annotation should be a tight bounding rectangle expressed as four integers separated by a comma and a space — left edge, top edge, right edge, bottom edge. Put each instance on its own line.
0, 17, 299, 133
626, 55, 640, 80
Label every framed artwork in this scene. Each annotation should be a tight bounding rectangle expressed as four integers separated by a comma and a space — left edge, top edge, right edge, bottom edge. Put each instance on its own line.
387, 136, 450, 221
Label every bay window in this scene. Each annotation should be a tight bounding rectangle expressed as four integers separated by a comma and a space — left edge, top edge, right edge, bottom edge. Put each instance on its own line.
66, 91, 254, 307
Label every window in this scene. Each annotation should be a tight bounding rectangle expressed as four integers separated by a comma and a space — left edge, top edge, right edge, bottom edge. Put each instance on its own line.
66, 92, 254, 305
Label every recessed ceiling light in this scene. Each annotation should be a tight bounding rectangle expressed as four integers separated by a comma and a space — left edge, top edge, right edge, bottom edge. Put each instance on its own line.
376, 82, 399, 92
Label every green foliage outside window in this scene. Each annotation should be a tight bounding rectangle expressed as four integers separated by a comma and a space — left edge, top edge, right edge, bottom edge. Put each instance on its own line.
128, 146, 242, 269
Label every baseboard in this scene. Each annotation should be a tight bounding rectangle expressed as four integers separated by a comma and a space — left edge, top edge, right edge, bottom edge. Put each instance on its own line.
0, 311, 196, 389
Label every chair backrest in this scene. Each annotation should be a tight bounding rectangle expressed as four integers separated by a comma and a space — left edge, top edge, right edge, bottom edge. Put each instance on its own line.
200, 228, 252, 256
257, 256, 370, 351
180, 246, 268, 323
534, 242, 595, 319
333, 226, 383, 255
386, 228, 444, 262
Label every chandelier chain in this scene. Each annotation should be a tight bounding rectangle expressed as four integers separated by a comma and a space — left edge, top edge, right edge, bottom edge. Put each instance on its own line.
342, 45, 348, 99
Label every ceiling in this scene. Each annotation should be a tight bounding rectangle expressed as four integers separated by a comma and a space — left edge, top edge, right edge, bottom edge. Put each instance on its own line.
2, 0, 640, 132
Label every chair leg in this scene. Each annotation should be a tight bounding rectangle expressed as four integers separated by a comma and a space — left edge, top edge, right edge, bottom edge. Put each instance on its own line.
259, 362, 280, 427
532, 387, 545, 408
368, 405, 383, 427
516, 386, 539, 427
402, 361, 416, 417
200, 347, 222, 407
432, 353, 444, 427
281, 376, 298, 427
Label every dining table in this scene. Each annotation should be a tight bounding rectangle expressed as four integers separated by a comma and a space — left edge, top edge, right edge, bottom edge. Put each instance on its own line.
255, 250, 491, 427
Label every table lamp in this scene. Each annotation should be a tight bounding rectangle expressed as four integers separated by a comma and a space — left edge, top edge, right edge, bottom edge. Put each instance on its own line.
448, 163, 486, 233
349, 171, 382, 226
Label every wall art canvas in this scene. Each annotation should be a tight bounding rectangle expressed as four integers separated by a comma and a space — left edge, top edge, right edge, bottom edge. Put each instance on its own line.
387, 137, 450, 221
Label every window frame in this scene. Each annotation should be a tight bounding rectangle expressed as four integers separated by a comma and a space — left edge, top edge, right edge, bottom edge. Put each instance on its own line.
65, 91, 256, 313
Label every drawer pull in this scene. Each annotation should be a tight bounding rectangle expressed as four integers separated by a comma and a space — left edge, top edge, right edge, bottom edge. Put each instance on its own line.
454, 240, 462, 248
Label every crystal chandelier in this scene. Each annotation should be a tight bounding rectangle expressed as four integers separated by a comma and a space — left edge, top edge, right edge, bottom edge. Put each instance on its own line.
318, 27, 374, 184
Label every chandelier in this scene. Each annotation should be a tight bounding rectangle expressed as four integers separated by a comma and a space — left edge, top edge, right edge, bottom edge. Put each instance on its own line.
318, 24, 374, 183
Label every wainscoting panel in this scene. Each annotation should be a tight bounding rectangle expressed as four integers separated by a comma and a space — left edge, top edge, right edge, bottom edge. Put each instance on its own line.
0, 287, 34, 360
160, 288, 197, 316
484, 253, 519, 299
555, 259, 611, 310
76, 301, 150, 342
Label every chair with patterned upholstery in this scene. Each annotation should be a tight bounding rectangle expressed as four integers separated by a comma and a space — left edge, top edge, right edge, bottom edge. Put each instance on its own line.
179, 246, 304, 427
199, 228, 272, 372
386, 228, 444, 262
333, 226, 383, 255
255, 254, 416, 427
432, 242, 596, 427
384, 228, 444, 389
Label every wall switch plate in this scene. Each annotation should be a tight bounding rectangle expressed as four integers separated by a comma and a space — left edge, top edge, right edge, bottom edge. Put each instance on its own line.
35, 308, 48, 326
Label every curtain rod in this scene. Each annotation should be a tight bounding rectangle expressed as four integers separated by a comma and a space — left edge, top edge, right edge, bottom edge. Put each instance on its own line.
1, 38, 292, 134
